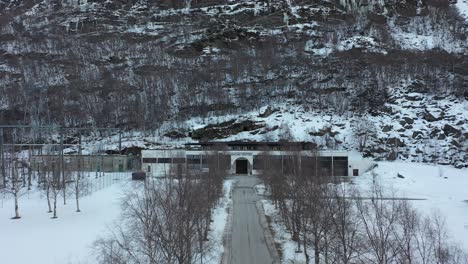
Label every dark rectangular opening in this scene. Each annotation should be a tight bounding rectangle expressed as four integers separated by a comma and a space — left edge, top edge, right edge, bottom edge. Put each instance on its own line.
253, 156, 263, 170
319, 157, 332, 176
219, 154, 231, 170
353, 169, 359, 176
172, 158, 186, 164
157, 158, 171, 163
334, 157, 348, 176
235, 159, 248, 174
142, 158, 157, 163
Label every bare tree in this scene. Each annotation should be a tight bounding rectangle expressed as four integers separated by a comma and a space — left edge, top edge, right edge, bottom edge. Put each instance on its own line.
355, 183, 401, 264
70, 167, 89, 213
353, 115, 377, 152
94, 165, 225, 264
388, 199, 424, 264
38, 157, 53, 213
1, 155, 28, 219
301, 179, 333, 264
328, 184, 363, 264
46, 160, 62, 219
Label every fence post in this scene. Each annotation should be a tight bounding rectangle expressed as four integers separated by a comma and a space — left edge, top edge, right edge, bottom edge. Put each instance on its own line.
0, 128, 5, 188
60, 127, 66, 205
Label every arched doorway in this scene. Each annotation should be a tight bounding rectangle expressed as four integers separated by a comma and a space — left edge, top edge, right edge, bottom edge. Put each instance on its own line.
235, 158, 249, 175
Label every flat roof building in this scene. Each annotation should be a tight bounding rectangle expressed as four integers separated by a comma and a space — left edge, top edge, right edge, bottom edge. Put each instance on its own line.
31, 155, 129, 173
142, 141, 373, 178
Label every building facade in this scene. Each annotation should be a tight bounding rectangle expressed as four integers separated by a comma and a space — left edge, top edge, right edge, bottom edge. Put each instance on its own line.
31, 155, 128, 172
141, 142, 374, 178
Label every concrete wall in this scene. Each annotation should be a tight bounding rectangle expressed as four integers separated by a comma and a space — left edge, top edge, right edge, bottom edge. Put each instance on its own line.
347, 151, 375, 177
31, 155, 128, 172
142, 150, 186, 177
142, 149, 374, 177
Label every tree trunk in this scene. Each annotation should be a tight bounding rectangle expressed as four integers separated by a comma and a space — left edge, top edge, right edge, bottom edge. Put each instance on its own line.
75, 191, 80, 212
46, 185, 52, 213
203, 211, 210, 240
314, 241, 320, 264
27, 169, 32, 191
52, 195, 57, 218
13, 192, 20, 219
75, 175, 81, 212
63, 183, 66, 205
303, 233, 310, 264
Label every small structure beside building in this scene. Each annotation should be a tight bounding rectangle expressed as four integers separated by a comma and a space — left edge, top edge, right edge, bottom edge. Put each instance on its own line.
141, 141, 374, 178
31, 155, 128, 172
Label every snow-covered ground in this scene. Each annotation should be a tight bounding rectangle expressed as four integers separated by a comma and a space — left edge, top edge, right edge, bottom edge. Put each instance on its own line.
262, 197, 302, 262
0, 173, 129, 264
355, 161, 468, 249
0, 175, 235, 264
457, 0, 468, 21
262, 161, 468, 263
205, 179, 235, 264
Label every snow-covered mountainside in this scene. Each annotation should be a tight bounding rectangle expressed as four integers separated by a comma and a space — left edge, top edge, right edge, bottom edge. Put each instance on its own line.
67, 83, 468, 168
1, 0, 467, 166
177, 90, 468, 167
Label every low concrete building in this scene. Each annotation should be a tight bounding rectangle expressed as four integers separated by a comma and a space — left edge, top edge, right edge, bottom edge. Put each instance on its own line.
141, 141, 374, 177
31, 155, 128, 172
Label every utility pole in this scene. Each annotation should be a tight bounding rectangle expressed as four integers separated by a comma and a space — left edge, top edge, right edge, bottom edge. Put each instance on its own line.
0, 127, 5, 188
78, 131, 82, 178
331, 151, 334, 177
60, 127, 66, 205
118, 130, 122, 155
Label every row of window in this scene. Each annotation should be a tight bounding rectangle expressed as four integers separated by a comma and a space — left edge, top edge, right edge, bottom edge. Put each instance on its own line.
143, 155, 231, 165
144, 156, 348, 164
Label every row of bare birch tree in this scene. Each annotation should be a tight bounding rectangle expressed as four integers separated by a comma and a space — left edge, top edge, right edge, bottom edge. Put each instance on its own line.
1, 150, 90, 219
259, 150, 468, 264
94, 156, 226, 264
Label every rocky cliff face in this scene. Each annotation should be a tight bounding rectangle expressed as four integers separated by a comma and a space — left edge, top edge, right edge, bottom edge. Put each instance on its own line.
0, 0, 466, 126
0, 0, 467, 164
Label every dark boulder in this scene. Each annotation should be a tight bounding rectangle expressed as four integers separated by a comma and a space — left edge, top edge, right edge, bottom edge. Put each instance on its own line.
400, 117, 414, 126
382, 125, 393, 132
423, 111, 443, 122
387, 137, 405, 147
430, 128, 440, 138
258, 107, 278, 118
191, 120, 265, 140
164, 130, 187, 139
443, 124, 461, 138
405, 93, 423, 101
412, 131, 424, 139
309, 127, 339, 137
387, 150, 398, 161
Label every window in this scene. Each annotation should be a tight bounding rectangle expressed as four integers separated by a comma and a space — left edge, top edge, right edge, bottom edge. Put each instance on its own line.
253, 156, 264, 170
283, 156, 296, 175
319, 157, 332, 176
301, 156, 317, 175
219, 154, 231, 170
187, 164, 202, 170
172, 158, 186, 164
353, 169, 359, 176
157, 158, 172, 163
147, 165, 151, 172
187, 155, 201, 164
142, 158, 157, 163
333, 157, 348, 176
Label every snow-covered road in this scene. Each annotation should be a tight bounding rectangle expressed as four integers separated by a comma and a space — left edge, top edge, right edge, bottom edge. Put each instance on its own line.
224, 176, 279, 264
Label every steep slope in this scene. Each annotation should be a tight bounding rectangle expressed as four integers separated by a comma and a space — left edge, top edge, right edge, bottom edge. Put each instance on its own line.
0, 0, 466, 126
1, 0, 467, 166
151, 82, 468, 168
